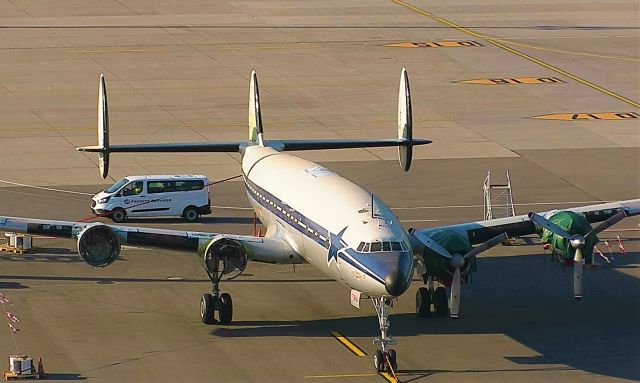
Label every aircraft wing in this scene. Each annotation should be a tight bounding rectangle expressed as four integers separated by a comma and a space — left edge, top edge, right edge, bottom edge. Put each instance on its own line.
411, 199, 640, 246
0, 216, 298, 267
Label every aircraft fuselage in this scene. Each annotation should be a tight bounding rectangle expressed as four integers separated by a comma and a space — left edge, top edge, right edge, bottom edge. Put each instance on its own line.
241, 145, 414, 298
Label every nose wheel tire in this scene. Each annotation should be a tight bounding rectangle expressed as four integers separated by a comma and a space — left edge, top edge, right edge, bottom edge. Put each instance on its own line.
433, 286, 448, 318
200, 294, 215, 324
374, 349, 398, 373
416, 287, 431, 317
111, 208, 126, 223
374, 350, 384, 372
388, 349, 398, 371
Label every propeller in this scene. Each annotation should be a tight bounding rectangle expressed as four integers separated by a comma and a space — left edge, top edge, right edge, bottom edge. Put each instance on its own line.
528, 210, 627, 300
423, 232, 508, 319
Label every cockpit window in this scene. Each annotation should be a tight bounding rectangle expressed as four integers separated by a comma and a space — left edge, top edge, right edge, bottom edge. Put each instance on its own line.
358, 240, 409, 253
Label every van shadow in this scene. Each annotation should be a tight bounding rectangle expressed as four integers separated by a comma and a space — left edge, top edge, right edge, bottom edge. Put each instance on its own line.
41, 373, 85, 381
212, 251, 640, 381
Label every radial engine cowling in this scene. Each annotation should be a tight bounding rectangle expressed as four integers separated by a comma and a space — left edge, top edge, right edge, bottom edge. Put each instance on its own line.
198, 237, 248, 280
77, 224, 121, 267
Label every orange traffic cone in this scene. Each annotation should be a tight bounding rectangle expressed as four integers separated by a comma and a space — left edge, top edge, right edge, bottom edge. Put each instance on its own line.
37, 358, 44, 375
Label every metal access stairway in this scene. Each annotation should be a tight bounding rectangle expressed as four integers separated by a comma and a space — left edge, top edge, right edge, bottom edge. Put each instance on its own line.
483, 170, 515, 220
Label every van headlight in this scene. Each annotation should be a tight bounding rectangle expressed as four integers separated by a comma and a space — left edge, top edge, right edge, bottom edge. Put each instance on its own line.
98, 196, 111, 203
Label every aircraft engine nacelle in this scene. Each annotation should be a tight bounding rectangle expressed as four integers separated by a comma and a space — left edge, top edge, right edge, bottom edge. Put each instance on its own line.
77, 224, 121, 267
198, 237, 249, 280
419, 230, 476, 285
539, 210, 597, 263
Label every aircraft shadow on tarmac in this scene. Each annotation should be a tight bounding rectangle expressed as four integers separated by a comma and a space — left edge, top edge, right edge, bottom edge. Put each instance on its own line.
122, 216, 257, 225
212, 251, 640, 381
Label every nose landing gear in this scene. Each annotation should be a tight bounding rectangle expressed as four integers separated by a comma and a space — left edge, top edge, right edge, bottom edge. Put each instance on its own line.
372, 297, 398, 373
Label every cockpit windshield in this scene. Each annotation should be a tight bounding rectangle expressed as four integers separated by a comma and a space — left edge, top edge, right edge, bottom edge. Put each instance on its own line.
356, 240, 409, 253
105, 178, 129, 193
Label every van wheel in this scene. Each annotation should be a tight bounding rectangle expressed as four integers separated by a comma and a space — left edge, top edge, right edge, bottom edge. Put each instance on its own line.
111, 208, 127, 223
183, 206, 199, 222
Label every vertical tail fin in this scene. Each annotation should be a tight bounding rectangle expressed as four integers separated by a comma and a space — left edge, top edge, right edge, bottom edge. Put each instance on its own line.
97, 73, 110, 179
397, 67, 413, 171
248, 70, 264, 146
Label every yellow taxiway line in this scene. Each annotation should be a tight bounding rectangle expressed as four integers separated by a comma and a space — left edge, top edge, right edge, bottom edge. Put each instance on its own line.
330, 331, 368, 357
390, 0, 640, 109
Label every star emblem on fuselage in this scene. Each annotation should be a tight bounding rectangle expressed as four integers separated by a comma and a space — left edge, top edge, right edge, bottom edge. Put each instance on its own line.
327, 227, 348, 266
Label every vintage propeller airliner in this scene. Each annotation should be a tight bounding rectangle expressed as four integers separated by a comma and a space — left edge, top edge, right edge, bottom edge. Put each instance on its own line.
1, 69, 638, 373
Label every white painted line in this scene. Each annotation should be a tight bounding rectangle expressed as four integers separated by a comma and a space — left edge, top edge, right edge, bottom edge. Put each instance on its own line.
400, 219, 439, 222
121, 245, 151, 251
391, 200, 608, 210
0, 179, 94, 196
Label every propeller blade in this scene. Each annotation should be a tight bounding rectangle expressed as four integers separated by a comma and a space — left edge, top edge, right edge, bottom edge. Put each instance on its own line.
573, 247, 583, 300
463, 232, 508, 260
423, 237, 453, 259
450, 267, 461, 319
528, 212, 572, 241
586, 210, 627, 238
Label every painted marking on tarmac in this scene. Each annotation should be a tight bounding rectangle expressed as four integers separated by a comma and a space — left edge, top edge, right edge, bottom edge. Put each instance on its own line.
458, 77, 565, 85
70, 48, 167, 53
330, 331, 368, 357
389, 0, 640, 108
532, 112, 640, 121
385, 40, 482, 48
304, 372, 378, 379
379, 372, 399, 383
0, 179, 94, 196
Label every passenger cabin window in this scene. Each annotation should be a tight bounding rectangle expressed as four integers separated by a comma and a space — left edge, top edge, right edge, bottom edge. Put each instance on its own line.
121, 181, 143, 196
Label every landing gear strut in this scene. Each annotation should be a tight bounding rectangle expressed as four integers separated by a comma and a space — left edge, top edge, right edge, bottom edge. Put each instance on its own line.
372, 297, 398, 372
200, 257, 233, 325
416, 275, 448, 318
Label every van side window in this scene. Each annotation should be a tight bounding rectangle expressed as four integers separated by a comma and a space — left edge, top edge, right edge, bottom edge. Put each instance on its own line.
122, 181, 143, 196
147, 181, 165, 194
175, 180, 204, 192
148, 180, 204, 193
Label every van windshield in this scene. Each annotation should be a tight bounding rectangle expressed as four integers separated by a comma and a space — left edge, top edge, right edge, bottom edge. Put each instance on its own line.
105, 178, 129, 193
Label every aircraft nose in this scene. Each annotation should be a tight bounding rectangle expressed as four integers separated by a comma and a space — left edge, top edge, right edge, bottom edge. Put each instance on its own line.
384, 252, 413, 296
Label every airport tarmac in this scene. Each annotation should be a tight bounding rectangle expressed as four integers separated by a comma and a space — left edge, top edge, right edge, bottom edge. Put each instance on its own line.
0, 0, 639, 382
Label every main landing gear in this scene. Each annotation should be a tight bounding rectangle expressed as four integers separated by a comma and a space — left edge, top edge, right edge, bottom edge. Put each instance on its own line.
415, 275, 448, 318
200, 259, 233, 325
372, 297, 398, 373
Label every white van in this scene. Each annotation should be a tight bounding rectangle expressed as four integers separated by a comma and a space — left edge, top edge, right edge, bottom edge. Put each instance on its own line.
92, 175, 212, 223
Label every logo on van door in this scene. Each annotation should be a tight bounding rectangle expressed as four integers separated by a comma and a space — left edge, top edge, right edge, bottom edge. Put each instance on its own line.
124, 198, 172, 205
